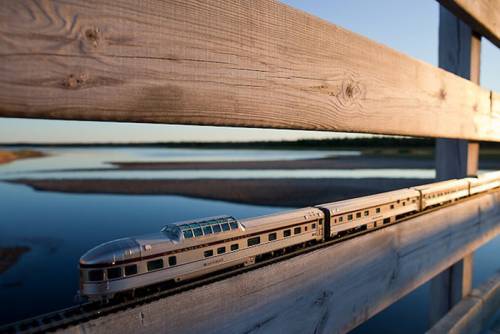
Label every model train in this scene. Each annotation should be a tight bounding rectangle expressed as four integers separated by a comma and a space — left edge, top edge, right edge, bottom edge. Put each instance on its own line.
79, 171, 500, 300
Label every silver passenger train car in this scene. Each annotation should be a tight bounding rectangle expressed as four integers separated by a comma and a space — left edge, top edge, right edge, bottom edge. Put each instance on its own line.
80, 209, 324, 300
79, 172, 500, 300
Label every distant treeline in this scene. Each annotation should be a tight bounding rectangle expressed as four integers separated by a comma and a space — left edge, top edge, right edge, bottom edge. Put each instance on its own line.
1, 138, 499, 150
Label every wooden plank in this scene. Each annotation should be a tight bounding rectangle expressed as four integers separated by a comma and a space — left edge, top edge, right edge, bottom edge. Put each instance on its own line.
432, 8, 481, 326
0, 0, 498, 141
427, 271, 500, 334
58, 191, 500, 334
438, 0, 500, 48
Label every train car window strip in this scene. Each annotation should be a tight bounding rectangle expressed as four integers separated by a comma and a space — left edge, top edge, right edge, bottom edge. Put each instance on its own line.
125, 264, 138, 276
88, 269, 104, 281
204, 250, 213, 257
247, 237, 261, 247
202, 225, 213, 235
81, 218, 321, 268
147, 259, 164, 271
107, 267, 122, 279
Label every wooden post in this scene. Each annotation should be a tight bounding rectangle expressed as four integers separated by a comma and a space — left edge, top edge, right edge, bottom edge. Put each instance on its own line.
431, 6, 481, 326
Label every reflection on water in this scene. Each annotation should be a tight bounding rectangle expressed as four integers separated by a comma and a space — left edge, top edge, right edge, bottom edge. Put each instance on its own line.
0, 182, 286, 324
2, 168, 437, 180
0, 147, 498, 331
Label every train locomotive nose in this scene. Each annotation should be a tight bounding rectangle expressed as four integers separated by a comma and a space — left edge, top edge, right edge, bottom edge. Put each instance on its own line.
80, 237, 141, 266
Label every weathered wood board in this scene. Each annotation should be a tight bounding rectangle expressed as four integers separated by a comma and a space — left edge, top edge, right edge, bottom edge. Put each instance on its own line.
427, 271, 500, 334
438, 0, 500, 48
0, 0, 499, 141
59, 190, 500, 334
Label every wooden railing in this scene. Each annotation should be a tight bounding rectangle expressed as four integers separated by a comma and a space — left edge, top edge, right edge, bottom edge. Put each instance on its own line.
1, 1, 499, 333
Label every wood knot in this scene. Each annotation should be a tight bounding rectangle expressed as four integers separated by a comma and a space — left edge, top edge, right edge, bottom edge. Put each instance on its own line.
81, 27, 101, 50
439, 88, 447, 100
62, 72, 88, 89
335, 79, 364, 108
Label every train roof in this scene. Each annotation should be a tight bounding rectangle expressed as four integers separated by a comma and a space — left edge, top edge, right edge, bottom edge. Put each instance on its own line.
412, 179, 469, 193
478, 171, 500, 181
316, 188, 419, 214
241, 207, 323, 233
161, 215, 243, 241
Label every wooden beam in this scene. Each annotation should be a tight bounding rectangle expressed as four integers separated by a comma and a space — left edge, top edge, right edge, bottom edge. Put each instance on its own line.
56, 191, 500, 334
432, 7, 481, 325
438, 0, 500, 48
427, 271, 500, 334
0, 0, 499, 141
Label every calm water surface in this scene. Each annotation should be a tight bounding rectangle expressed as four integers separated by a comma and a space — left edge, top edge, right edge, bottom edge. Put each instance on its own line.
0, 147, 498, 332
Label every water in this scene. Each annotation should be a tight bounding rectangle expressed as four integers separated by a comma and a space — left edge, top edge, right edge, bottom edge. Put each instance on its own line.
0, 147, 498, 332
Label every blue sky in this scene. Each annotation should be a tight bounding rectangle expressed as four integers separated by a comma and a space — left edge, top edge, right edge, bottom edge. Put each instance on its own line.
0, 0, 498, 143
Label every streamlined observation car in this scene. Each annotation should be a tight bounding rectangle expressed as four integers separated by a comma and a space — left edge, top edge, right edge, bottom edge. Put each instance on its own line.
79, 209, 324, 300
316, 188, 420, 238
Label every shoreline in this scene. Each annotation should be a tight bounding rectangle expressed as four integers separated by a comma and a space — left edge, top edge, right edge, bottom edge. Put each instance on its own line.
11, 178, 432, 207
0, 150, 46, 165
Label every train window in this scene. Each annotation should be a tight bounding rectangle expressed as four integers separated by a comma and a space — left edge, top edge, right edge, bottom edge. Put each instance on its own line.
231, 244, 239, 251
312, 223, 316, 229
383, 218, 391, 224
202, 225, 213, 235
217, 246, 226, 254
390, 205, 394, 209
397, 200, 400, 203
168, 256, 177, 266
339, 217, 343, 222
247, 237, 261, 247
107, 267, 122, 279
212, 224, 222, 233
221, 223, 230, 231
147, 259, 164, 271
284, 229, 291, 237
402, 202, 406, 206
268, 232, 277, 241
88, 270, 104, 281
204, 250, 213, 257
364, 210, 369, 216
183, 229, 194, 239
193, 227, 203, 237
125, 265, 138, 276
230, 221, 239, 230
304, 226, 308, 231
412, 199, 416, 203
356, 212, 361, 218
376, 208, 381, 213
294, 227, 301, 234
347, 214, 353, 221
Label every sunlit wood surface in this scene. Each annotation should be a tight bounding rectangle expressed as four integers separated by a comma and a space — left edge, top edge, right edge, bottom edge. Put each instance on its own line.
0, 0, 499, 141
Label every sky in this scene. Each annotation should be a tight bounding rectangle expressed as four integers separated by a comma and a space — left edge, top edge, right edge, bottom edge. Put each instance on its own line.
0, 0, 498, 143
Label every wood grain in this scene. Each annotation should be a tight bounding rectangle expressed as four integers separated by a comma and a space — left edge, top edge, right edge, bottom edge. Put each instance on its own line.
0, 0, 498, 141
427, 271, 500, 334
438, 0, 500, 48
58, 190, 500, 334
